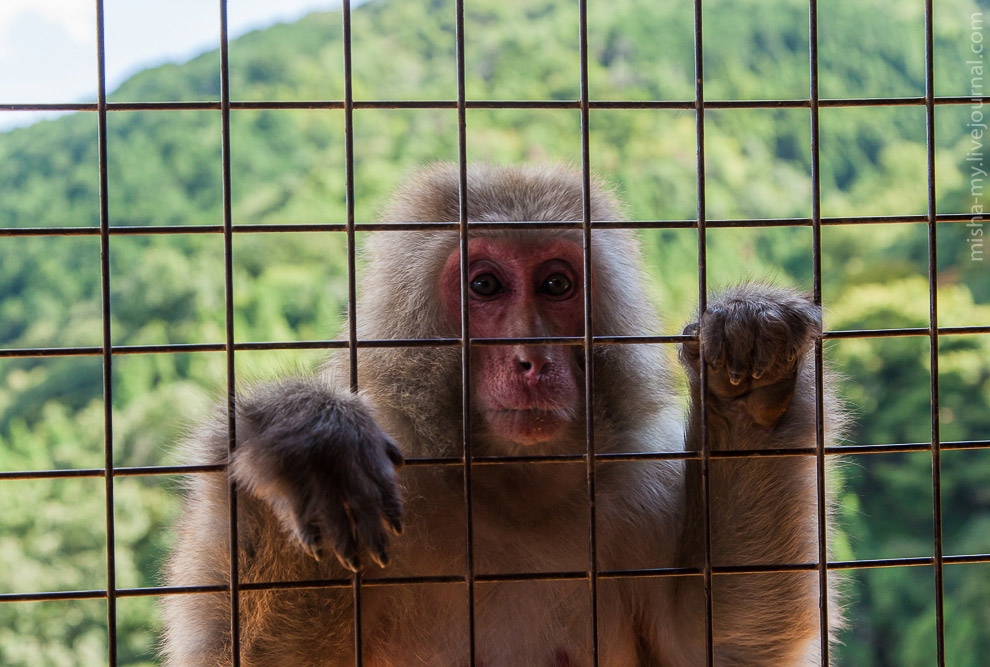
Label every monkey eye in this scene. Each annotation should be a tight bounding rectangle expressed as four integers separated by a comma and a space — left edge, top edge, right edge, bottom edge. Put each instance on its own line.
470, 273, 502, 297
540, 273, 573, 298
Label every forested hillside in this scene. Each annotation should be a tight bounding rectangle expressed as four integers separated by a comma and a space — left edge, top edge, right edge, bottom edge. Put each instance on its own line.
0, 0, 987, 664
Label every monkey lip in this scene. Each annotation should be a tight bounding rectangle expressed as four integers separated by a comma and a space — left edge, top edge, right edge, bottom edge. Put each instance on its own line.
484, 407, 573, 445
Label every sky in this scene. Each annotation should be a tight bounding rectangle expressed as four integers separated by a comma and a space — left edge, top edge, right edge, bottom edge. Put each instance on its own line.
0, 0, 343, 131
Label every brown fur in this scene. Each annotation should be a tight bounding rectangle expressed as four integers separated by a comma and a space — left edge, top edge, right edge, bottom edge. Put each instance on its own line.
161, 163, 843, 666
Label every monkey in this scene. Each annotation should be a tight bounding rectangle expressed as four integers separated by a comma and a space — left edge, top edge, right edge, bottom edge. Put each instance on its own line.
160, 163, 844, 666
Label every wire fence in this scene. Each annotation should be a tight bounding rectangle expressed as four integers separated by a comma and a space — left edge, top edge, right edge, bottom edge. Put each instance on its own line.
0, 0, 989, 665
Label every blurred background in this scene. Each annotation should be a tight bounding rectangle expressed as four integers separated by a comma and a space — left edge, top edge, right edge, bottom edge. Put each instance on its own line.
0, 0, 987, 664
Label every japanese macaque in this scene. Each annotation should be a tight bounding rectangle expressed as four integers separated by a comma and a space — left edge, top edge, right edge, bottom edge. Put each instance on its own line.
161, 163, 844, 666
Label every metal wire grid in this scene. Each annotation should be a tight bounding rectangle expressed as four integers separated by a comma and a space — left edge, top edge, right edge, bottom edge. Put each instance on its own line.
0, 0, 988, 666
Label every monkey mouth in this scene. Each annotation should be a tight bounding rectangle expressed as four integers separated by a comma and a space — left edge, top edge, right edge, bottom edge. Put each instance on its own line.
484, 407, 575, 445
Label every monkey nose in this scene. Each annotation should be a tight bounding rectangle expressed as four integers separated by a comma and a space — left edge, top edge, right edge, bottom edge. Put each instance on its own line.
515, 349, 551, 379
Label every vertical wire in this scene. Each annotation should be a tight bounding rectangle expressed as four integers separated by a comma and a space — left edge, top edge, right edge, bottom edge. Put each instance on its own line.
94, 1, 116, 662
576, 0, 599, 663
807, 1, 830, 663
218, 1, 241, 663
923, 0, 945, 663
454, 0, 476, 662
692, 0, 714, 663
341, 1, 363, 663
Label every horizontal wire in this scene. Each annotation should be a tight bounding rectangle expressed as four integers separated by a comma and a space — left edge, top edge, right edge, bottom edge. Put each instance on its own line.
1, 324, 986, 360
1, 212, 982, 238
4, 551, 988, 604
2, 95, 989, 114
2, 440, 986, 481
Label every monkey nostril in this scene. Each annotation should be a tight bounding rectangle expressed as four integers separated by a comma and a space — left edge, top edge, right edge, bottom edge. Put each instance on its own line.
516, 354, 550, 377
514, 348, 551, 377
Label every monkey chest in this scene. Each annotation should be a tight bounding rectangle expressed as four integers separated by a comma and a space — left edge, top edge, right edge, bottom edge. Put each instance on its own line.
329, 474, 648, 664
358, 578, 639, 667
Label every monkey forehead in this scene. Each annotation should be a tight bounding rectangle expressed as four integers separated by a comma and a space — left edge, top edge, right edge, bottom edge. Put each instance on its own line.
462, 236, 583, 268
438, 236, 585, 284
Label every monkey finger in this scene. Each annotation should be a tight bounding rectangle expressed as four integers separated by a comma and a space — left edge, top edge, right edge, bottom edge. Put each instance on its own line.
679, 323, 702, 373
348, 498, 392, 569
370, 466, 404, 536
379, 489, 404, 537
699, 323, 728, 371
292, 520, 325, 562
317, 500, 362, 572
751, 338, 780, 383
726, 356, 751, 387
680, 323, 700, 355
348, 468, 400, 567
384, 516, 403, 537
368, 542, 390, 569
382, 436, 405, 469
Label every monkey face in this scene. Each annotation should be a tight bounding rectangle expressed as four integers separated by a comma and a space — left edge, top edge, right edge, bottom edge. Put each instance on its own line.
439, 236, 585, 445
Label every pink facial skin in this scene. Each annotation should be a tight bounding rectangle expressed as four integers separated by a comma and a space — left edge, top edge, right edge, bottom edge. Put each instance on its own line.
439, 238, 584, 445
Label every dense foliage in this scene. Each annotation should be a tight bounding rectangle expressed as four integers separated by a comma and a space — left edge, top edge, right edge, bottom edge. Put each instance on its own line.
0, 0, 987, 664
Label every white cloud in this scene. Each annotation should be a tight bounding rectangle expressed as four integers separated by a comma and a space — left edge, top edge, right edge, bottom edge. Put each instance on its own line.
0, 0, 348, 131
0, 0, 93, 60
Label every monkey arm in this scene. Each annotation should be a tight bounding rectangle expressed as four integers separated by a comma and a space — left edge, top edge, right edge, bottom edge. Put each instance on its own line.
227, 377, 405, 571
161, 378, 404, 666
670, 285, 834, 664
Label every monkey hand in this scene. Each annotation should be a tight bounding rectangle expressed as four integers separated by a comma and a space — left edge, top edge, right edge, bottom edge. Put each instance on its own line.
231, 380, 405, 572
680, 285, 821, 427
